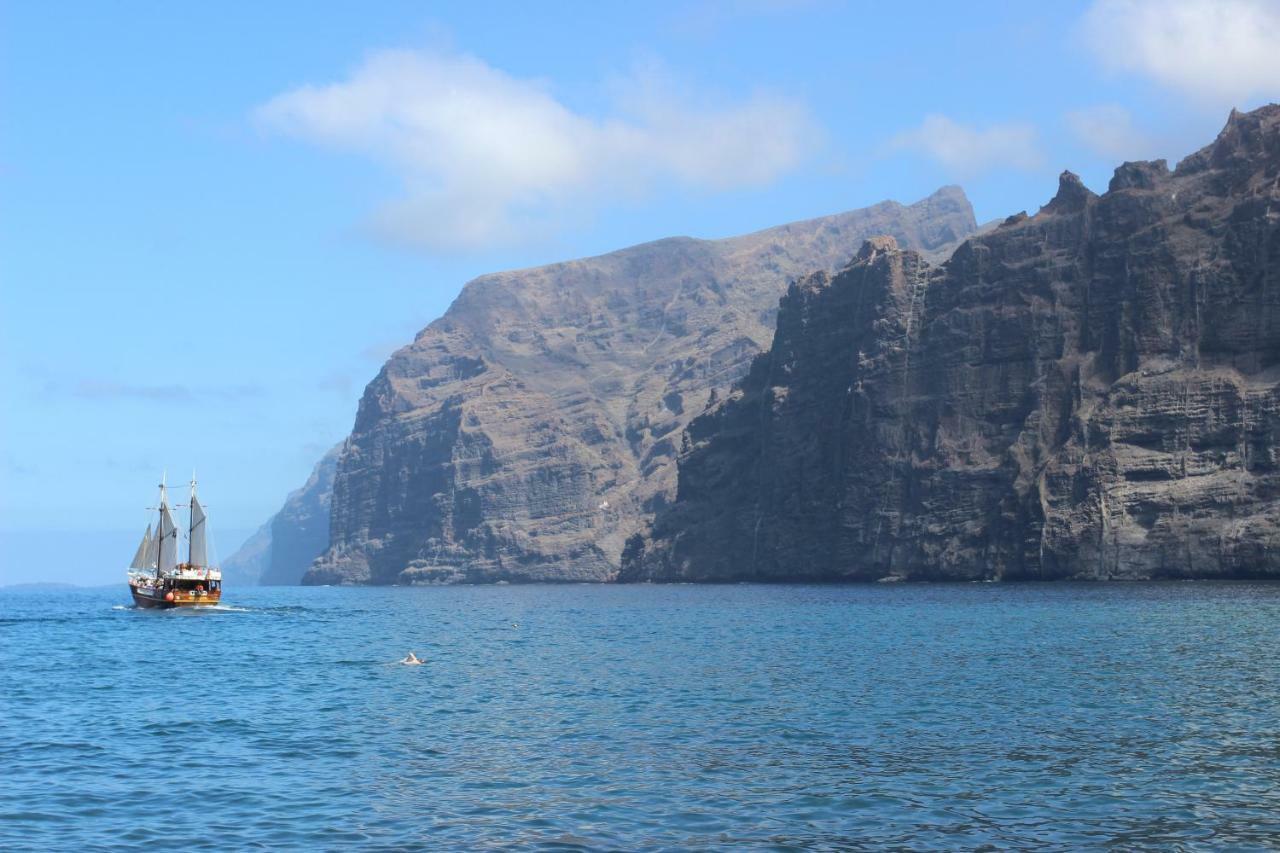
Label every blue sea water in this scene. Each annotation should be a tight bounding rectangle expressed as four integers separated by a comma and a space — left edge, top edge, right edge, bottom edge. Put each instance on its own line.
2, 582, 1279, 850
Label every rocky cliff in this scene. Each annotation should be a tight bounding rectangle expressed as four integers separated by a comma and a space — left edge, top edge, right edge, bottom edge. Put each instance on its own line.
222, 445, 340, 585
302, 189, 978, 584
260, 445, 341, 585
220, 521, 269, 586
624, 106, 1280, 582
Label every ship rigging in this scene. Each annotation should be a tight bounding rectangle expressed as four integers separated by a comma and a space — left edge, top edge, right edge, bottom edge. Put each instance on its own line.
126, 475, 222, 608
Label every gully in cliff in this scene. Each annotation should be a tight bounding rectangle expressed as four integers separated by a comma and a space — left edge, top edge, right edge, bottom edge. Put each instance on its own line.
126, 475, 222, 608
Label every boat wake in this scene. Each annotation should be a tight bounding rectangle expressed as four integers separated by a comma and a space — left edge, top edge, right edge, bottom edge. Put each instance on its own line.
111, 602, 252, 614
158, 603, 252, 614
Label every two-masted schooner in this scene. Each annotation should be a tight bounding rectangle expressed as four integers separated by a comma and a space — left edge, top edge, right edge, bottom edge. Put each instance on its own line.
126, 476, 222, 608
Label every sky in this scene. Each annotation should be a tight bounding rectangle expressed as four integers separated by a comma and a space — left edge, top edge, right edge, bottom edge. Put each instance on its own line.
3, 0, 1279, 585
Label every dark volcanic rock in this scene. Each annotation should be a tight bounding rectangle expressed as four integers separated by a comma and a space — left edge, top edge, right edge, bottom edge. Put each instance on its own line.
624, 105, 1280, 582
303, 189, 978, 584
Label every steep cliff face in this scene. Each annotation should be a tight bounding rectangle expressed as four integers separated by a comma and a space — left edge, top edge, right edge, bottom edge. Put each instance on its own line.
260, 445, 341, 585
220, 522, 269, 586
223, 445, 340, 585
624, 106, 1280, 582
304, 189, 977, 584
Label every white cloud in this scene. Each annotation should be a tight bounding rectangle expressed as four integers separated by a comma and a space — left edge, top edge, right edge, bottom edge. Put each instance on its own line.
889, 115, 1043, 176
256, 49, 818, 251
1064, 104, 1155, 161
1082, 0, 1280, 103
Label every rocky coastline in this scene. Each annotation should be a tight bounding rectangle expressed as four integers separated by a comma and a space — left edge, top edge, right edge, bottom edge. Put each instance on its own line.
225, 106, 1280, 585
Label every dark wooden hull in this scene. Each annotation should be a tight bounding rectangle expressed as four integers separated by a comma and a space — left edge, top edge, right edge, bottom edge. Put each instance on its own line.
129, 583, 221, 608
130, 586, 172, 608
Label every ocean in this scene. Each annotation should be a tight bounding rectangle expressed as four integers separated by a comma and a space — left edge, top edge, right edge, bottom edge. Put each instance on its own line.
2, 582, 1278, 850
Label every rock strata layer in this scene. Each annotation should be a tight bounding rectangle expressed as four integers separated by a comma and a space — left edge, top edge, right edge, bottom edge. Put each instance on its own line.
623, 106, 1280, 582
300, 190, 977, 584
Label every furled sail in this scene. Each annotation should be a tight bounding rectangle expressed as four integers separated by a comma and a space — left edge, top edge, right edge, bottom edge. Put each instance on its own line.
156, 502, 179, 573
129, 524, 153, 570
188, 495, 207, 568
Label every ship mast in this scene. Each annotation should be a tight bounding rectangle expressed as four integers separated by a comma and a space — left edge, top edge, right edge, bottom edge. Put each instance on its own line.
188, 472, 196, 568
145, 472, 182, 581
155, 473, 167, 581
187, 471, 208, 570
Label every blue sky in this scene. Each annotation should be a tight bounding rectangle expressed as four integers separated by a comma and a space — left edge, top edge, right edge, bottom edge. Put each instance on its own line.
3, 1, 1278, 584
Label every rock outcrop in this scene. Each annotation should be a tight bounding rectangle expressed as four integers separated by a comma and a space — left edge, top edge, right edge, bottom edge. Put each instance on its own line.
302, 189, 978, 584
624, 106, 1280, 582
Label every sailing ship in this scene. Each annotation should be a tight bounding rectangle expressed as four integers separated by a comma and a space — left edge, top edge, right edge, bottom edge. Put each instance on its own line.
126, 476, 222, 608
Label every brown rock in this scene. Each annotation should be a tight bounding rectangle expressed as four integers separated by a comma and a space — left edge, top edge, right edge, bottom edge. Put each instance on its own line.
301, 189, 978, 584
624, 105, 1280, 582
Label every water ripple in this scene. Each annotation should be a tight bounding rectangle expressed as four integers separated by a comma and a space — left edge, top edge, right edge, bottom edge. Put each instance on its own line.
1, 582, 1278, 849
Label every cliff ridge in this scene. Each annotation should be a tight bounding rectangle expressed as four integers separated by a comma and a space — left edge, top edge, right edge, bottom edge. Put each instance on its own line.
624, 105, 1280, 582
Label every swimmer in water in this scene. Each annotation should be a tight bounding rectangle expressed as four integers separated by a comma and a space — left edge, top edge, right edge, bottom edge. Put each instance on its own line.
400, 652, 423, 665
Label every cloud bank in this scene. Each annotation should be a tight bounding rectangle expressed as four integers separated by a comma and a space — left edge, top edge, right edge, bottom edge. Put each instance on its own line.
1065, 104, 1155, 161
889, 115, 1042, 176
1082, 0, 1280, 104
257, 50, 818, 250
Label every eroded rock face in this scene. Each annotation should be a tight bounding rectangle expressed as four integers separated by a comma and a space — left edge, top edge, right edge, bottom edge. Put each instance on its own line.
303, 189, 978, 584
624, 106, 1280, 582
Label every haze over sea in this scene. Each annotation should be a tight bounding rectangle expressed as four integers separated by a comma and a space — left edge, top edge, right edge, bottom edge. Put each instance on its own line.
3, 582, 1279, 849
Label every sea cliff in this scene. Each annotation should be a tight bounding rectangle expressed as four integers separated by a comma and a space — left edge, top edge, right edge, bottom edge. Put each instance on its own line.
296, 190, 977, 584
623, 106, 1280, 582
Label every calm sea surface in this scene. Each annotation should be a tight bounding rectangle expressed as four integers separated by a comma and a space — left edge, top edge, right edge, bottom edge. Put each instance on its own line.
2, 582, 1279, 850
